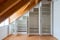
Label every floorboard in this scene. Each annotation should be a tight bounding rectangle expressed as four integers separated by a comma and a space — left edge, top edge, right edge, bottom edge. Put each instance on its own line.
3, 35, 57, 40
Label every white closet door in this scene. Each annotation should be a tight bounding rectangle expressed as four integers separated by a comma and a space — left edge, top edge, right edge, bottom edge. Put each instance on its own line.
41, 2, 51, 35
28, 8, 39, 35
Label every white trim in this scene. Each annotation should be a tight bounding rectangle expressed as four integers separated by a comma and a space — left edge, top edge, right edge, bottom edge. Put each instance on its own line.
41, 33, 51, 35
51, 1, 53, 35
39, 2, 42, 35
40, 2, 43, 35
28, 33, 39, 35
17, 32, 27, 35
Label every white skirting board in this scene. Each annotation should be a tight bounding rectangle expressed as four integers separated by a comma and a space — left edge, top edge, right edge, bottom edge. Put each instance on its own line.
17, 32, 27, 35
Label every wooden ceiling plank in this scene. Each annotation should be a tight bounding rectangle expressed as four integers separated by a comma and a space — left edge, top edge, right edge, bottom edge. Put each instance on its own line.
0, 0, 21, 16
0, 0, 18, 12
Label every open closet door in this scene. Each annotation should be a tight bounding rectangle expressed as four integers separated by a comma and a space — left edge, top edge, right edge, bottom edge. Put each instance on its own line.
40, 1, 52, 35
28, 8, 39, 35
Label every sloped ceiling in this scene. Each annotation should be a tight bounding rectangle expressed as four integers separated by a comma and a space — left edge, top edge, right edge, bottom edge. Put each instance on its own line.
0, 0, 41, 23
0, 0, 6, 4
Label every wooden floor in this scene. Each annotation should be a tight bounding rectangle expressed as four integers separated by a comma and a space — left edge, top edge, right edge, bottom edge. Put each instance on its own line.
3, 35, 57, 40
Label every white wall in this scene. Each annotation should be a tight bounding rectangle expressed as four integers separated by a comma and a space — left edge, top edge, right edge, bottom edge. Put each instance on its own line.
0, 26, 8, 40
54, 0, 60, 40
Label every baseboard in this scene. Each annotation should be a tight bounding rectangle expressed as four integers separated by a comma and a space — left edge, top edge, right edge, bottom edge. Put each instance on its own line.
3, 34, 13, 40
53, 35, 58, 40
28, 33, 39, 36
17, 32, 27, 35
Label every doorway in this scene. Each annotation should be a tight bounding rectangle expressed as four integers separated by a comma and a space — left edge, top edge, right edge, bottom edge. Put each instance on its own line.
40, 1, 52, 35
